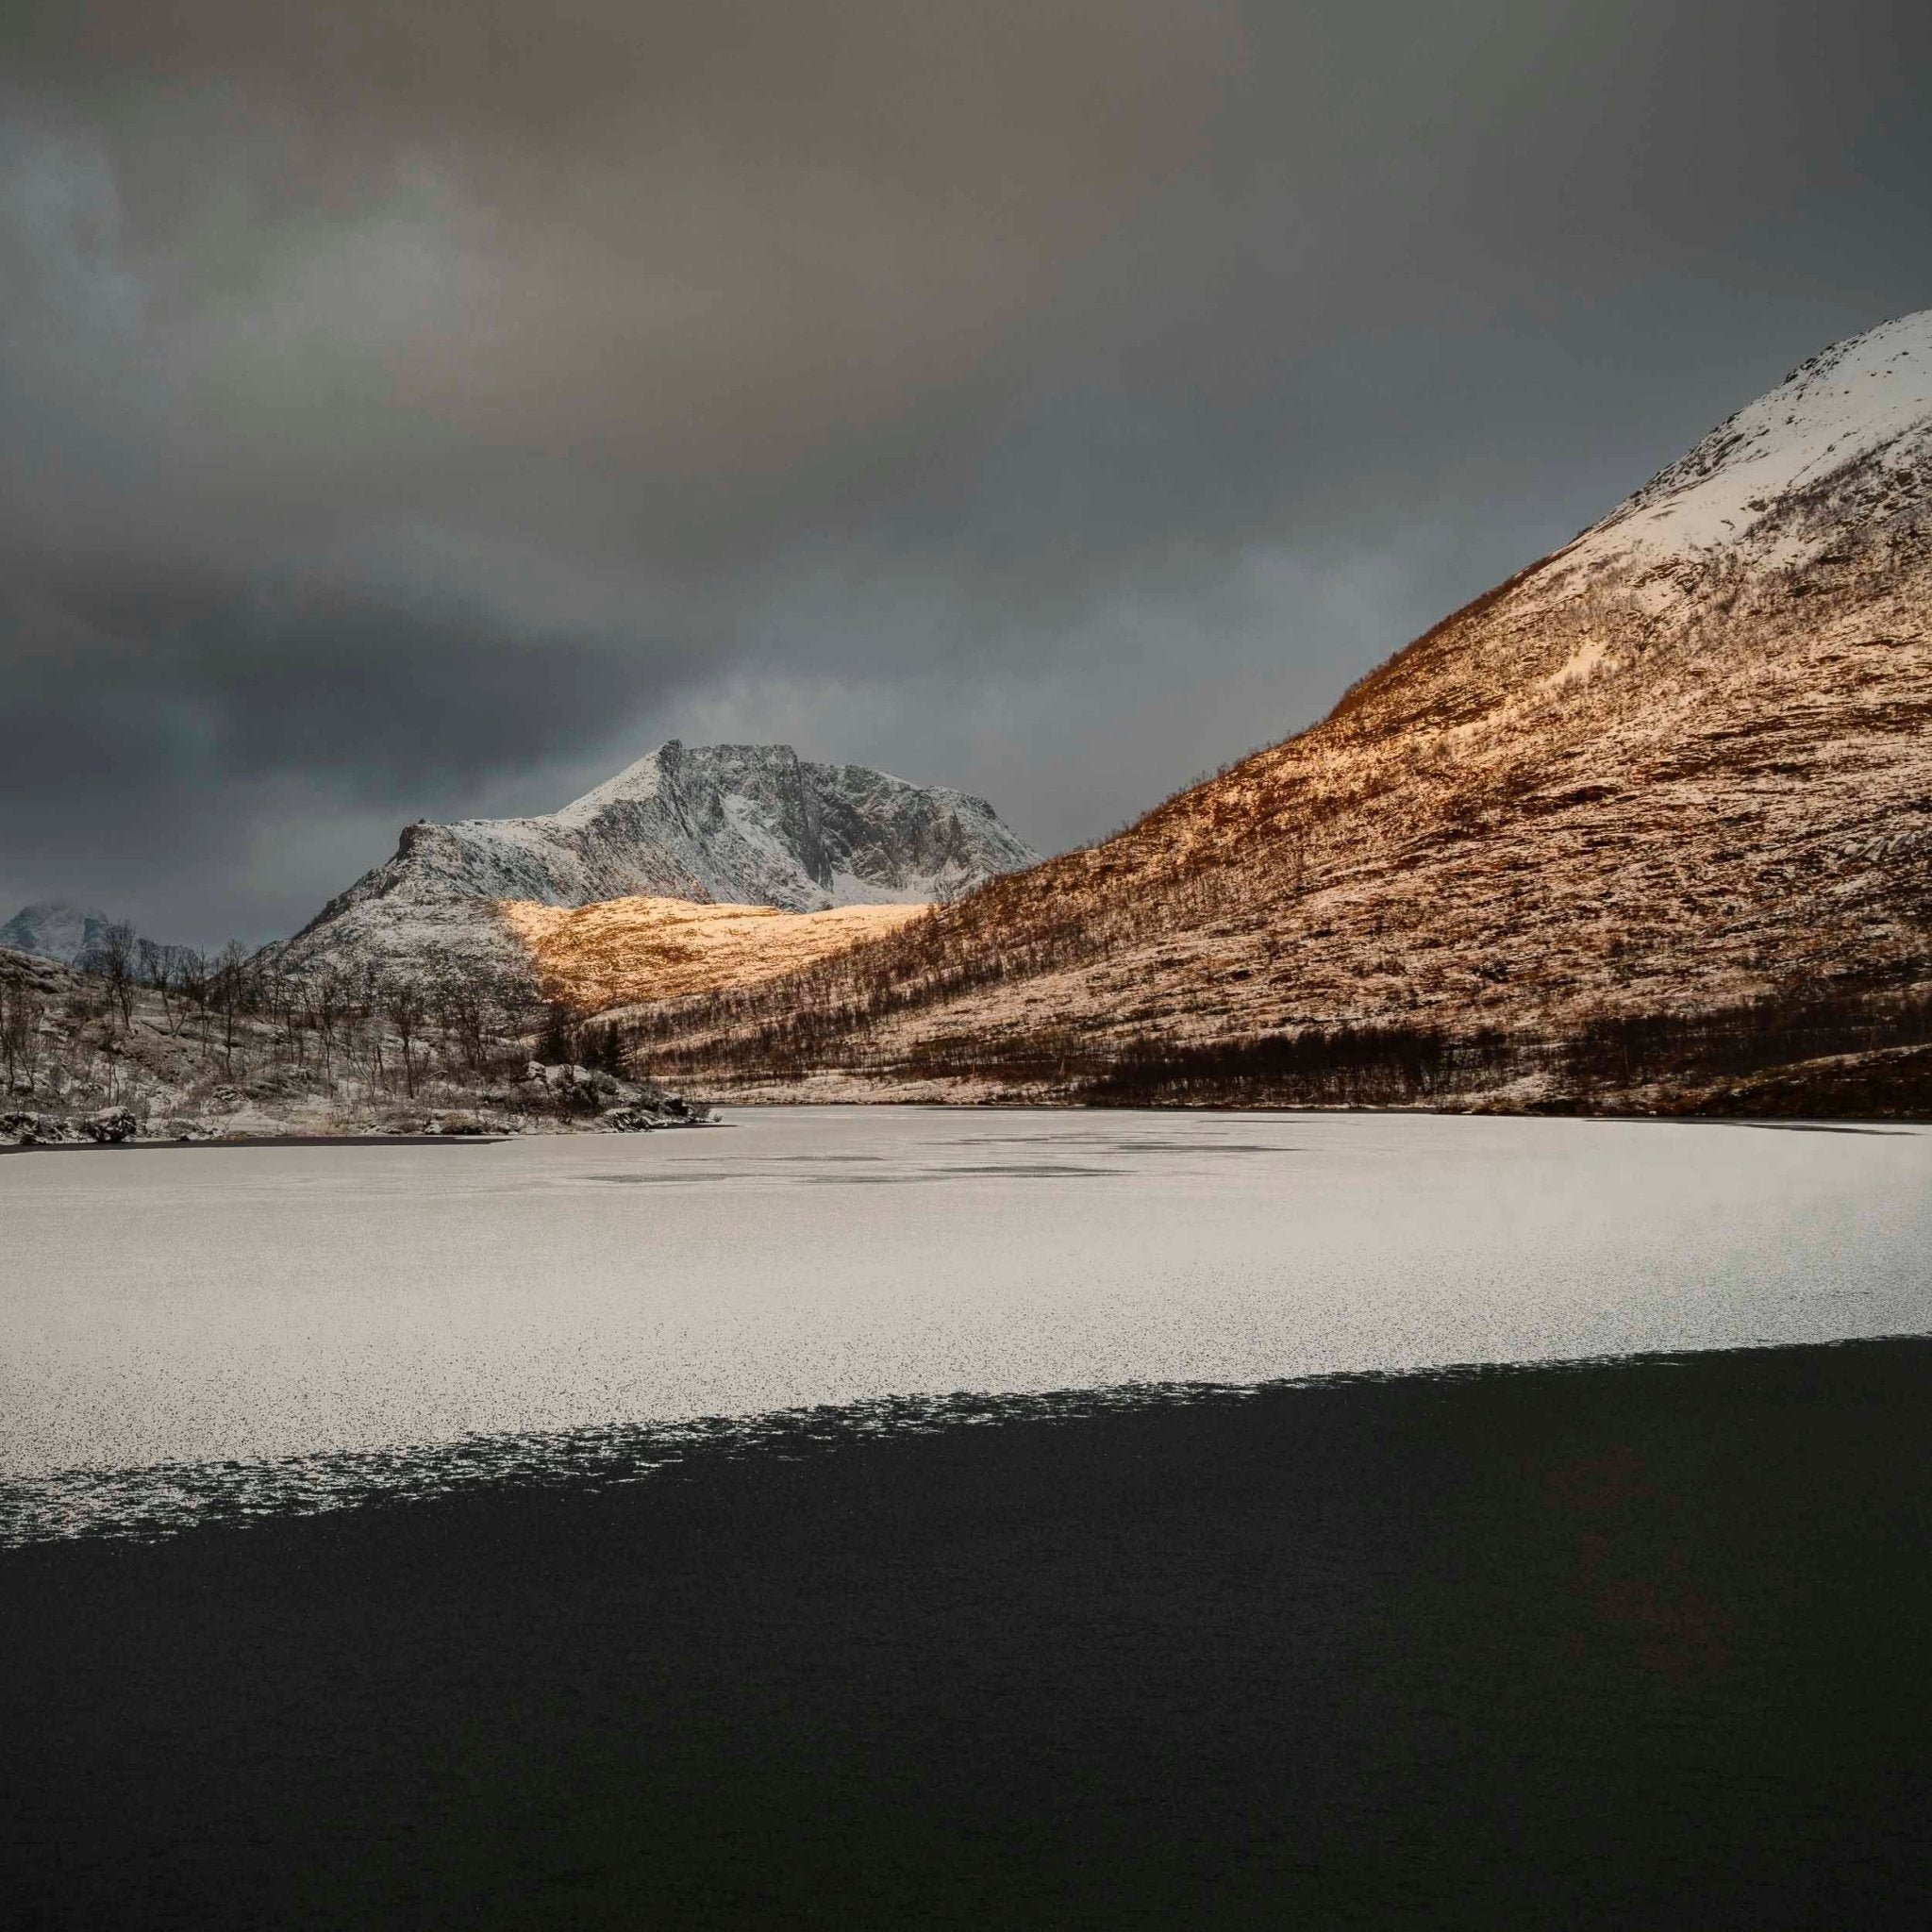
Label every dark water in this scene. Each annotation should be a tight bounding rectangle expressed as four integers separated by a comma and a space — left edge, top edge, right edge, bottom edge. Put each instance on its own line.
6, 1337, 1932, 1929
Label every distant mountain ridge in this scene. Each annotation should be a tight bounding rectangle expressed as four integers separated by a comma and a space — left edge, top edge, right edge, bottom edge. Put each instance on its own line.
0, 902, 194, 980
272, 741, 1038, 980
628, 309, 1932, 1114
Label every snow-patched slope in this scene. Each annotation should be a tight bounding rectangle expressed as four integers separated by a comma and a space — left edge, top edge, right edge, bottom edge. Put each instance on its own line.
636, 310, 1932, 1100
1563, 308, 1932, 575
273, 741, 1037, 980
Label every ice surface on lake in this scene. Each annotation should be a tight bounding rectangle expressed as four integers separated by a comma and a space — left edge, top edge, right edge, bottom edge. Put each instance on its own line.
4, 1108, 1929, 1537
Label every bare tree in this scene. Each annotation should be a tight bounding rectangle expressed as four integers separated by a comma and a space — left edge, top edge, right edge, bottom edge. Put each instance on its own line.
215, 940, 249, 1070
492, 975, 542, 1058
162, 949, 208, 1054
538, 1003, 575, 1066
153, 952, 191, 1037
96, 923, 140, 1034
382, 975, 426, 1097
358, 961, 386, 1083
315, 971, 349, 1078
1, 980, 46, 1095
433, 974, 490, 1077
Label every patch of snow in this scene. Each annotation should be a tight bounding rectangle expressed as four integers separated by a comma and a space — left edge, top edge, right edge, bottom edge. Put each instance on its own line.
1563, 308, 1932, 575
1539, 638, 1611, 691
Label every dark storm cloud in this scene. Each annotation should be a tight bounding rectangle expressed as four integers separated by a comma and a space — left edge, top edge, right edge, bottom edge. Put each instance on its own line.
2, 0, 1928, 941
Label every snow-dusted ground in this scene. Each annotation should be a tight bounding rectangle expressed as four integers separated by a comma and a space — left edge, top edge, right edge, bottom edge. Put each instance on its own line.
5, 1107, 1928, 1541
1564, 308, 1932, 571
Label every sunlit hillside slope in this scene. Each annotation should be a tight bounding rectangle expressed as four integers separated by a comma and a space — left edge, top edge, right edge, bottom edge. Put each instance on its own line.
624, 312, 1932, 1114
502, 895, 927, 1013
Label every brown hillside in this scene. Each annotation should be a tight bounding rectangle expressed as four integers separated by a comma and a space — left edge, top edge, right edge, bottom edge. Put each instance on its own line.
503, 896, 927, 1013
624, 315, 1932, 1112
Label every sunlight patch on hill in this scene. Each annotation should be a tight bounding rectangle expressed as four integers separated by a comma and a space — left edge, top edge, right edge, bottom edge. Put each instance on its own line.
501, 895, 929, 1013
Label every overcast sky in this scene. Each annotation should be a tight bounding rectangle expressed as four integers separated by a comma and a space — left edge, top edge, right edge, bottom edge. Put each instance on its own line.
3, 0, 1928, 944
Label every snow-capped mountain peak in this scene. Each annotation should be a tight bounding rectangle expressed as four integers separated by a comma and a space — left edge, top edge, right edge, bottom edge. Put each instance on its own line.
272, 741, 1039, 979
1566, 308, 1932, 575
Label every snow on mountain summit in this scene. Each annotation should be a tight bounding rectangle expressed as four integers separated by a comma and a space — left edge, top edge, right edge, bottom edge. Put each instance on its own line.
272, 741, 1039, 980
1566, 308, 1932, 576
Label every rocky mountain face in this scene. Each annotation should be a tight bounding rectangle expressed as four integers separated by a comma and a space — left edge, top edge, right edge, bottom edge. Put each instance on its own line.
272, 741, 1037, 981
0, 902, 193, 981
632, 311, 1932, 1115
0, 904, 117, 963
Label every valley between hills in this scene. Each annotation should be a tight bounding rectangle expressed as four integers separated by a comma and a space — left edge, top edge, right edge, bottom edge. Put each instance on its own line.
6, 309, 1931, 1138
616, 308, 1932, 1118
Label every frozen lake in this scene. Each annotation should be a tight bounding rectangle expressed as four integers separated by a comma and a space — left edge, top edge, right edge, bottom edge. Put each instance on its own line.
4, 1106, 1930, 1539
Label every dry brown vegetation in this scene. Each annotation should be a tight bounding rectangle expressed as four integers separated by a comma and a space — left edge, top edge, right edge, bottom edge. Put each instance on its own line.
611, 503, 1932, 1115
500, 895, 929, 1012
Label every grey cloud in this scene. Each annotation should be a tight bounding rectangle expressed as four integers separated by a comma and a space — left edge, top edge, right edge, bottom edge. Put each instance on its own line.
1, 0, 1928, 944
